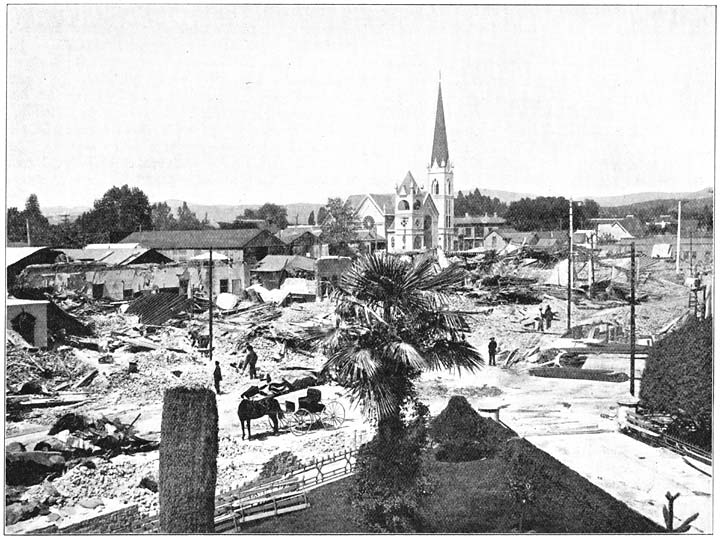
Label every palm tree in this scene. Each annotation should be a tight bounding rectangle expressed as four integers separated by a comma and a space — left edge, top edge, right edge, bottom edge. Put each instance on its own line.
321, 253, 484, 431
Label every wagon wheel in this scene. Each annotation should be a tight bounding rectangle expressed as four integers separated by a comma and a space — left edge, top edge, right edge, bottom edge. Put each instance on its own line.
321, 401, 345, 430
289, 409, 313, 436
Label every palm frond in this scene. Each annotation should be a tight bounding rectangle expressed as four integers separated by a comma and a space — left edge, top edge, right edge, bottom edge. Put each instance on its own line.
384, 341, 427, 372
423, 339, 485, 373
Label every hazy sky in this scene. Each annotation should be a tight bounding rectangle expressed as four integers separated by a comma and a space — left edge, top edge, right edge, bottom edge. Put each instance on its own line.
6, 5, 715, 210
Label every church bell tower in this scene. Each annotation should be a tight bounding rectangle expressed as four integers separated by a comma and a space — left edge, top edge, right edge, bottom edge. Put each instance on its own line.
427, 81, 455, 251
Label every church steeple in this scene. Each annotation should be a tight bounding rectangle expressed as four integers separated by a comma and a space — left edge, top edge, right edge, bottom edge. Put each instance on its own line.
430, 81, 449, 168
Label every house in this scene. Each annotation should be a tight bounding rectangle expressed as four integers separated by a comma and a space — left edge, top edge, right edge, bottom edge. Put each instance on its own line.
277, 228, 323, 257
589, 216, 647, 242
346, 82, 457, 252
119, 229, 286, 265
6, 247, 64, 289
617, 234, 713, 273
250, 255, 316, 290
534, 230, 570, 251
482, 229, 539, 251
454, 213, 507, 251
316, 256, 353, 298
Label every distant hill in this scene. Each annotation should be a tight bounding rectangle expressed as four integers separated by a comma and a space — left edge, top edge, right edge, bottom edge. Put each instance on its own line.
586, 187, 713, 207
598, 195, 713, 218
172, 201, 325, 226
456, 188, 536, 204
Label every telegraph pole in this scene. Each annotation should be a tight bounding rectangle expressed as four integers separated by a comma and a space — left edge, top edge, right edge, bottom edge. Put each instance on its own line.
676, 200, 682, 274
630, 242, 636, 396
689, 231, 693, 275
208, 248, 214, 364
25, 219, 31, 246
567, 199, 574, 332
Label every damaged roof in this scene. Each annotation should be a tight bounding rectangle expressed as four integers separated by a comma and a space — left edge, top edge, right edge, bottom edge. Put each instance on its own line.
251, 255, 316, 274
61, 247, 173, 266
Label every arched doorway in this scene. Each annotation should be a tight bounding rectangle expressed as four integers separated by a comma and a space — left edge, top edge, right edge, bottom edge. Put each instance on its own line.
423, 216, 433, 249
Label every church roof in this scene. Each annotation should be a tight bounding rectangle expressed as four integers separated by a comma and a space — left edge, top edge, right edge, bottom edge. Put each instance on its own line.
430, 82, 449, 167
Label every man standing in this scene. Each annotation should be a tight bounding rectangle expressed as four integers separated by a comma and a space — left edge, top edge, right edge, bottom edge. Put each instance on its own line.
538, 307, 545, 332
243, 344, 258, 380
213, 361, 222, 394
488, 337, 498, 366
544, 305, 553, 330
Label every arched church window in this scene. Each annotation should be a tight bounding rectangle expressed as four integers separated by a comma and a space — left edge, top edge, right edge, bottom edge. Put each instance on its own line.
413, 236, 422, 250
398, 200, 410, 211
446, 178, 452, 192
413, 199, 421, 210
432, 180, 439, 195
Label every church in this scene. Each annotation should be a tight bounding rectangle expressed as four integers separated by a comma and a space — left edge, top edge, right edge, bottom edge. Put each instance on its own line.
348, 82, 456, 253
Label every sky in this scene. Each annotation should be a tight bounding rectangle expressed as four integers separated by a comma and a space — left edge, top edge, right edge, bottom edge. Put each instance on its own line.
6, 5, 716, 210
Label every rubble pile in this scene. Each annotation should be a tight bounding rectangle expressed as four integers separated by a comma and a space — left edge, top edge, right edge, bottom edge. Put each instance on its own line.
6, 347, 93, 390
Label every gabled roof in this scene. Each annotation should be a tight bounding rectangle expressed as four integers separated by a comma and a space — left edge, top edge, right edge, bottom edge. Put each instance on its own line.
346, 194, 367, 210
430, 82, 449, 167
277, 228, 319, 244
120, 229, 286, 249
60, 247, 173, 266
368, 194, 396, 215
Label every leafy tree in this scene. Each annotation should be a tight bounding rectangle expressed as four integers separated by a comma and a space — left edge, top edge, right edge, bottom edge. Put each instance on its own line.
317, 206, 329, 226
238, 203, 289, 229
6, 207, 28, 244
77, 185, 152, 243
455, 188, 507, 217
318, 254, 483, 530
175, 202, 203, 230
505, 196, 598, 231
308, 210, 316, 226
151, 202, 177, 230
320, 198, 360, 251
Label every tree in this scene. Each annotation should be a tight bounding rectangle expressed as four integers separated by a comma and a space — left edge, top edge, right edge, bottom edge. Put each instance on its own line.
504, 196, 599, 232
236, 203, 288, 229
159, 386, 218, 533
320, 198, 360, 251
317, 206, 329, 225
308, 210, 316, 226
151, 202, 177, 231
175, 202, 202, 230
319, 254, 483, 530
77, 185, 152, 243
454, 189, 507, 217
6, 207, 28, 244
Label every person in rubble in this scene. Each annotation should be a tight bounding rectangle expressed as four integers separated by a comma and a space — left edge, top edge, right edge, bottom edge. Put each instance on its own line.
537, 307, 545, 332
243, 344, 258, 380
213, 361, 222, 394
544, 305, 554, 330
488, 337, 498, 366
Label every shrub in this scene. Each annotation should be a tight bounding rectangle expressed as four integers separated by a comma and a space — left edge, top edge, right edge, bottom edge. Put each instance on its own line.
258, 451, 301, 479
639, 317, 712, 449
431, 395, 514, 462
351, 400, 430, 532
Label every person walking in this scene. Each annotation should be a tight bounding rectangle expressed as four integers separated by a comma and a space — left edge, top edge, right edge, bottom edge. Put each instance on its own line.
538, 307, 545, 332
243, 344, 258, 380
488, 337, 498, 366
544, 305, 553, 330
213, 361, 222, 394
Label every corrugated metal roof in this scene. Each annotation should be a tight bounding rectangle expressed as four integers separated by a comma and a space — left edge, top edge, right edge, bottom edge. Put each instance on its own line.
251, 255, 291, 273
126, 293, 193, 326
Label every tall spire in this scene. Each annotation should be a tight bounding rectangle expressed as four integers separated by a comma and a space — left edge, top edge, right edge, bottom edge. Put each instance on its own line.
430, 81, 449, 168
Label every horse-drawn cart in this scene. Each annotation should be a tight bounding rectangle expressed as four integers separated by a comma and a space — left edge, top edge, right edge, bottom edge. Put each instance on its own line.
277, 388, 345, 435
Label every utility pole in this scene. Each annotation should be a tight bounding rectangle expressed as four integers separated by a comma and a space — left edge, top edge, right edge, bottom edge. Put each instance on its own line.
567, 199, 574, 332
589, 232, 595, 287
208, 248, 213, 364
689, 231, 693, 275
630, 242, 636, 396
25, 218, 31, 246
676, 200, 682, 274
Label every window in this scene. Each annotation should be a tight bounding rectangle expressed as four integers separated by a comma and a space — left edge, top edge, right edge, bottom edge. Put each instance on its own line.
398, 200, 410, 211
492, 236, 497, 248
413, 199, 421, 210
219, 279, 229, 293
432, 180, 439, 195
391, 237, 395, 248
465, 227, 472, 236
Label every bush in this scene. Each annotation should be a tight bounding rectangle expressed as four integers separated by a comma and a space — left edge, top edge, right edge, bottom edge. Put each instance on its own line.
258, 451, 301, 479
639, 317, 712, 449
351, 401, 430, 532
431, 395, 514, 462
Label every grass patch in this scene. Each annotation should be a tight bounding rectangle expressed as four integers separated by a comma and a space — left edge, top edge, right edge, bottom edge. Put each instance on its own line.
239, 443, 663, 533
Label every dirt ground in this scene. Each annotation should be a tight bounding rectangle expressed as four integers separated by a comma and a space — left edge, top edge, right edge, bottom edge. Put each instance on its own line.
5, 264, 702, 532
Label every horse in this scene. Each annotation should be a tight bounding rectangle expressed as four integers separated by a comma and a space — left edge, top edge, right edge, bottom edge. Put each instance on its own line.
237, 397, 284, 440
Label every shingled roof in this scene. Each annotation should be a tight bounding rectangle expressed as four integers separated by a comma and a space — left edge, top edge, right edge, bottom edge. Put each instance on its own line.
120, 229, 286, 249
